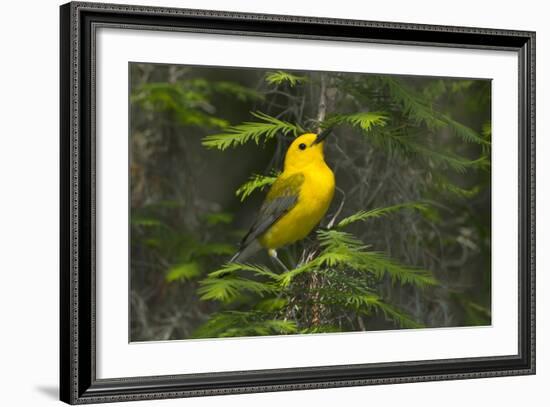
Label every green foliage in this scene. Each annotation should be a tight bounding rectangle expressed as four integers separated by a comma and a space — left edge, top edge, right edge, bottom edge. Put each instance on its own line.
411, 143, 488, 173
317, 272, 424, 328
354, 250, 438, 287
380, 77, 488, 145
197, 277, 277, 303
382, 77, 445, 129
337, 202, 429, 228
319, 82, 488, 175
131, 78, 264, 132
131, 205, 237, 298
274, 228, 437, 289
235, 173, 279, 201
198, 263, 280, 303
482, 121, 491, 139
203, 212, 234, 226
193, 311, 297, 338
462, 300, 491, 326
202, 112, 302, 150
194, 200, 437, 337
434, 177, 481, 199
374, 301, 425, 329
131, 216, 165, 227
480, 120, 492, 154
207, 262, 281, 280
362, 129, 487, 174
131, 82, 227, 128
166, 262, 201, 283
265, 70, 308, 87
327, 112, 389, 132
316, 230, 437, 287
255, 297, 288, 312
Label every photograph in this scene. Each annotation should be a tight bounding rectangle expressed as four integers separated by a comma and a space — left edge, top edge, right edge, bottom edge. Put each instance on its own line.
129, 63, 492, 342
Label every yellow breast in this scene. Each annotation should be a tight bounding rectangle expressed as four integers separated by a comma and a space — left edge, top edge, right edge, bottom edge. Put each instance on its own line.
259, 162, 335, 250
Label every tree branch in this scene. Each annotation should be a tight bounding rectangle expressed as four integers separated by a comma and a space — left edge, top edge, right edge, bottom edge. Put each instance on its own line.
316, 74, 327, 133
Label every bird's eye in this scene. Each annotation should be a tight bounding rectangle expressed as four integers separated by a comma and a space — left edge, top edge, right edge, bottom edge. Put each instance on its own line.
298, 143, 307, 150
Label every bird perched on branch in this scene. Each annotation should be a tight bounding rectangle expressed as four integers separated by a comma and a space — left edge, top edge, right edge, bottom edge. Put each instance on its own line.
230, 130, 335, 268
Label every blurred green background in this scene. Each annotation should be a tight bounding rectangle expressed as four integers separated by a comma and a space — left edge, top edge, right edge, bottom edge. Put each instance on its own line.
129, 63, 491, 341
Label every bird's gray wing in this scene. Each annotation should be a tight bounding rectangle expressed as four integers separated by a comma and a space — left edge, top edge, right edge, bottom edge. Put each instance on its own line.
232, 173, 304, 261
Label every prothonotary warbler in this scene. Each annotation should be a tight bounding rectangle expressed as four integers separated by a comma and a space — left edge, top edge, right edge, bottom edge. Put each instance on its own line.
231, 129, 335, 267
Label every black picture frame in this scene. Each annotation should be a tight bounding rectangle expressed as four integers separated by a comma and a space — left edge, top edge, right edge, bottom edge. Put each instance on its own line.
60, 1, 536, 404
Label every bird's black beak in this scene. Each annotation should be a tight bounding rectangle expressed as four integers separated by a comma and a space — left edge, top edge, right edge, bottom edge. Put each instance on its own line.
313, 128, 332, 145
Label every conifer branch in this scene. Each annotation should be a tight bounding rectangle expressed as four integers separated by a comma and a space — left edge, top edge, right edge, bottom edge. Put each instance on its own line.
381, 77, 488, 145
202, 112, 302, 150
235, 173, 279, 202
265, 71, 308, 87
337, 202, 429, 228
326, 112, 389, 132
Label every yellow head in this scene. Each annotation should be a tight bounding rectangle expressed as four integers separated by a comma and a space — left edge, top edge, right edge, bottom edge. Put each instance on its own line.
283, 131, 331, 171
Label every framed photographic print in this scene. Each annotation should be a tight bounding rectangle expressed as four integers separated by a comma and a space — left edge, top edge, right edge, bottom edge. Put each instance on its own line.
60, 1, 536, 404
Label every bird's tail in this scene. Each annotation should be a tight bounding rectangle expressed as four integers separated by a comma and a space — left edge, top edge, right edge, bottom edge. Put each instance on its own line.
229, 240, 262, 263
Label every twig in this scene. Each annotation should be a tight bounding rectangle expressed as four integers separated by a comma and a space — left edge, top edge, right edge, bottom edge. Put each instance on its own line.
316, 74, 327, 133
308, 73, 330, 328
357, 315, 367, 331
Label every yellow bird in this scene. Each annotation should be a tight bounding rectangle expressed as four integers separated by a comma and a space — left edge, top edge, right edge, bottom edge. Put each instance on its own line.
231, 130, 335, 266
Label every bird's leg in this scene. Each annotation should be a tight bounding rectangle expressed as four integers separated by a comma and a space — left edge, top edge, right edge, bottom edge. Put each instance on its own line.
268, 249, 289, 272
326, 186, 346, 229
